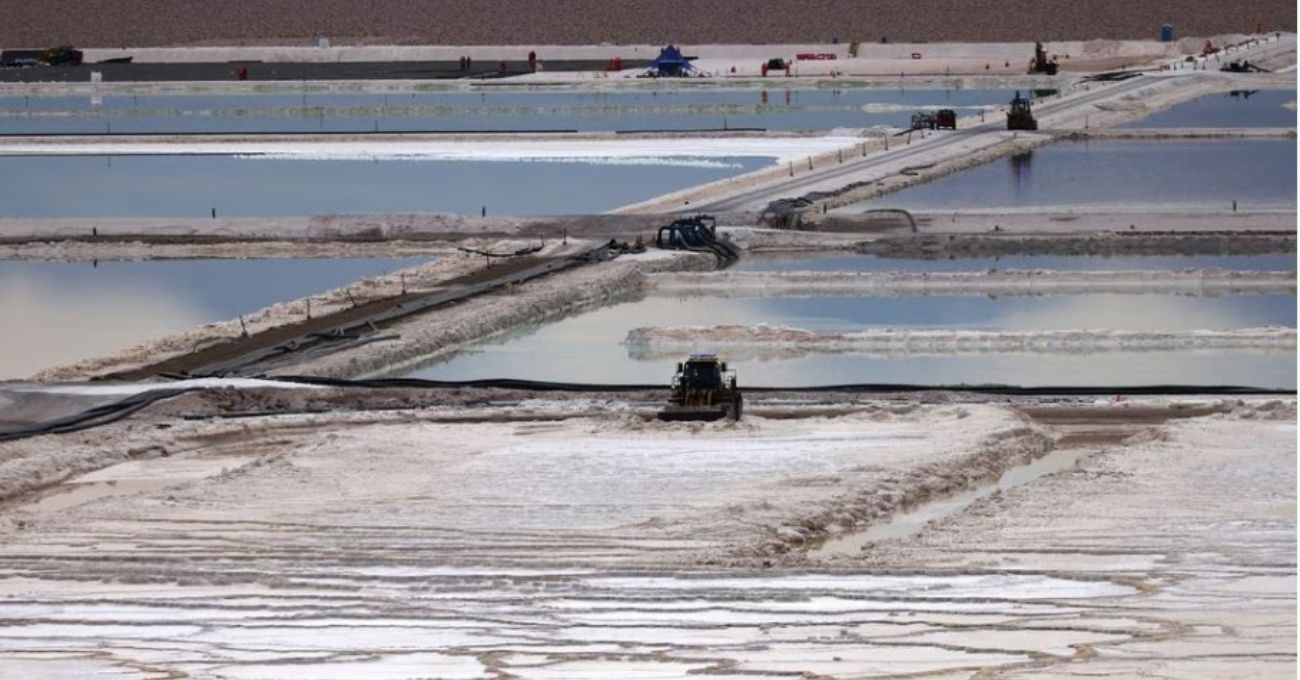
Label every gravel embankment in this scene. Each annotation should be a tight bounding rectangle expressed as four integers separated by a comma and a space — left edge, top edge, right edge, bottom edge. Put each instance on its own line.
3, 0, 1293, 47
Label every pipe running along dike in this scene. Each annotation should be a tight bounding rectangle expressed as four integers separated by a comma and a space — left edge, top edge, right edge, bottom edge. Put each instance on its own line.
103, 244, 618, 381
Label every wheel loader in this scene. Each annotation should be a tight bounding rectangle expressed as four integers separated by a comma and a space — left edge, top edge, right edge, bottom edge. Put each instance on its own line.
656, 353, 743, 422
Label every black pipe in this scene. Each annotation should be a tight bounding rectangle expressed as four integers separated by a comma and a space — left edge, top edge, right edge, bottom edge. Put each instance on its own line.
1, 377, 1289, 444
265, 375, 1292, 396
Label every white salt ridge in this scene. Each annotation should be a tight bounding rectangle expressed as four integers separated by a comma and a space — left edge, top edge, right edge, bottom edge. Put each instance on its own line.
859, 102, 996, 113
236, 153, 746, 168
643, 269, 1298, 297
0, 136, 861, 165
626, 324, 1298, 355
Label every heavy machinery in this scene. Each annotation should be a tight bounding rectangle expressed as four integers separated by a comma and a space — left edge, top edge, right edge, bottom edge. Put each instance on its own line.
657, 353, 743, 421
1006, 91, 1038, 131
1222, 59, 1269, 73
1029, 42, 1058, 75
933, 108, 957, 129
910, 109, 956, 131
655, 215, 741, 267
0, 46, 83, 67
42, 46, 83, 66
646, 44, 696, 77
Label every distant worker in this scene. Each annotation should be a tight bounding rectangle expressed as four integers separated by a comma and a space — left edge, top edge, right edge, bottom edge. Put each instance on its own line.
237, 67, 248, 81
528, 50, 537, 73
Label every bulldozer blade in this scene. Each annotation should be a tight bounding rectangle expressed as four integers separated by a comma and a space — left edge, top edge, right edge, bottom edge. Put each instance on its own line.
656, 406, 730, 422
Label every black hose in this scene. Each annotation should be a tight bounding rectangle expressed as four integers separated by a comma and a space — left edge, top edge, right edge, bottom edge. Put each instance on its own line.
0, 387, 196, 443
1, 378, 1290, 445
265, 374, 1293, 397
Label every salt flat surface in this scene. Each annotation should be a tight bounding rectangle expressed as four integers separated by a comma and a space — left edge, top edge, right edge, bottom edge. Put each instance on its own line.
0, 400, 1290, 678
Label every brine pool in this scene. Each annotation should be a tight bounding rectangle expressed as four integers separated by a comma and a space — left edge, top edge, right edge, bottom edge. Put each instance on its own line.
0, 87, 1019, 135
857, 139, 1297, 213
0, 257, 429, 379
1117, 88, 1296, 128
0, 155, 771, 218
400, 258, 1296, 389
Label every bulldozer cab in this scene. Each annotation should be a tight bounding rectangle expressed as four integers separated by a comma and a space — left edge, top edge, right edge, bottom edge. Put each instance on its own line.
1007, 91, 1038, 131
1009, 93, 1032, 115
659, 353, 743, 421
676, 356, 727, 390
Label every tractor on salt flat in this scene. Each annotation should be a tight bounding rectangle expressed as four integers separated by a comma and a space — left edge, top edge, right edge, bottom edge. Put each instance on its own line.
657, 353, 743, 422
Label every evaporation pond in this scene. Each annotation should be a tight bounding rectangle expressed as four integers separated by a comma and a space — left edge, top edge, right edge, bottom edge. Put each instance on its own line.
0, 257, 429, 379
402, 288, 1296, 389
1118, 89, 1296, 128
0, 155, 769, 218
860, 139, 1297, 212
0, 88, 1018, 134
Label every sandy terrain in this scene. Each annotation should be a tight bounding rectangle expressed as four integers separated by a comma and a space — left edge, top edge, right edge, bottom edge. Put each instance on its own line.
0, 389, 1290, 678
2, 1, 1292, 46
8, 35, 1259, 80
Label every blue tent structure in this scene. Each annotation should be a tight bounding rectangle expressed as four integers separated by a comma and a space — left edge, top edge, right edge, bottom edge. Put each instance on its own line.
650, 44, 696, 77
